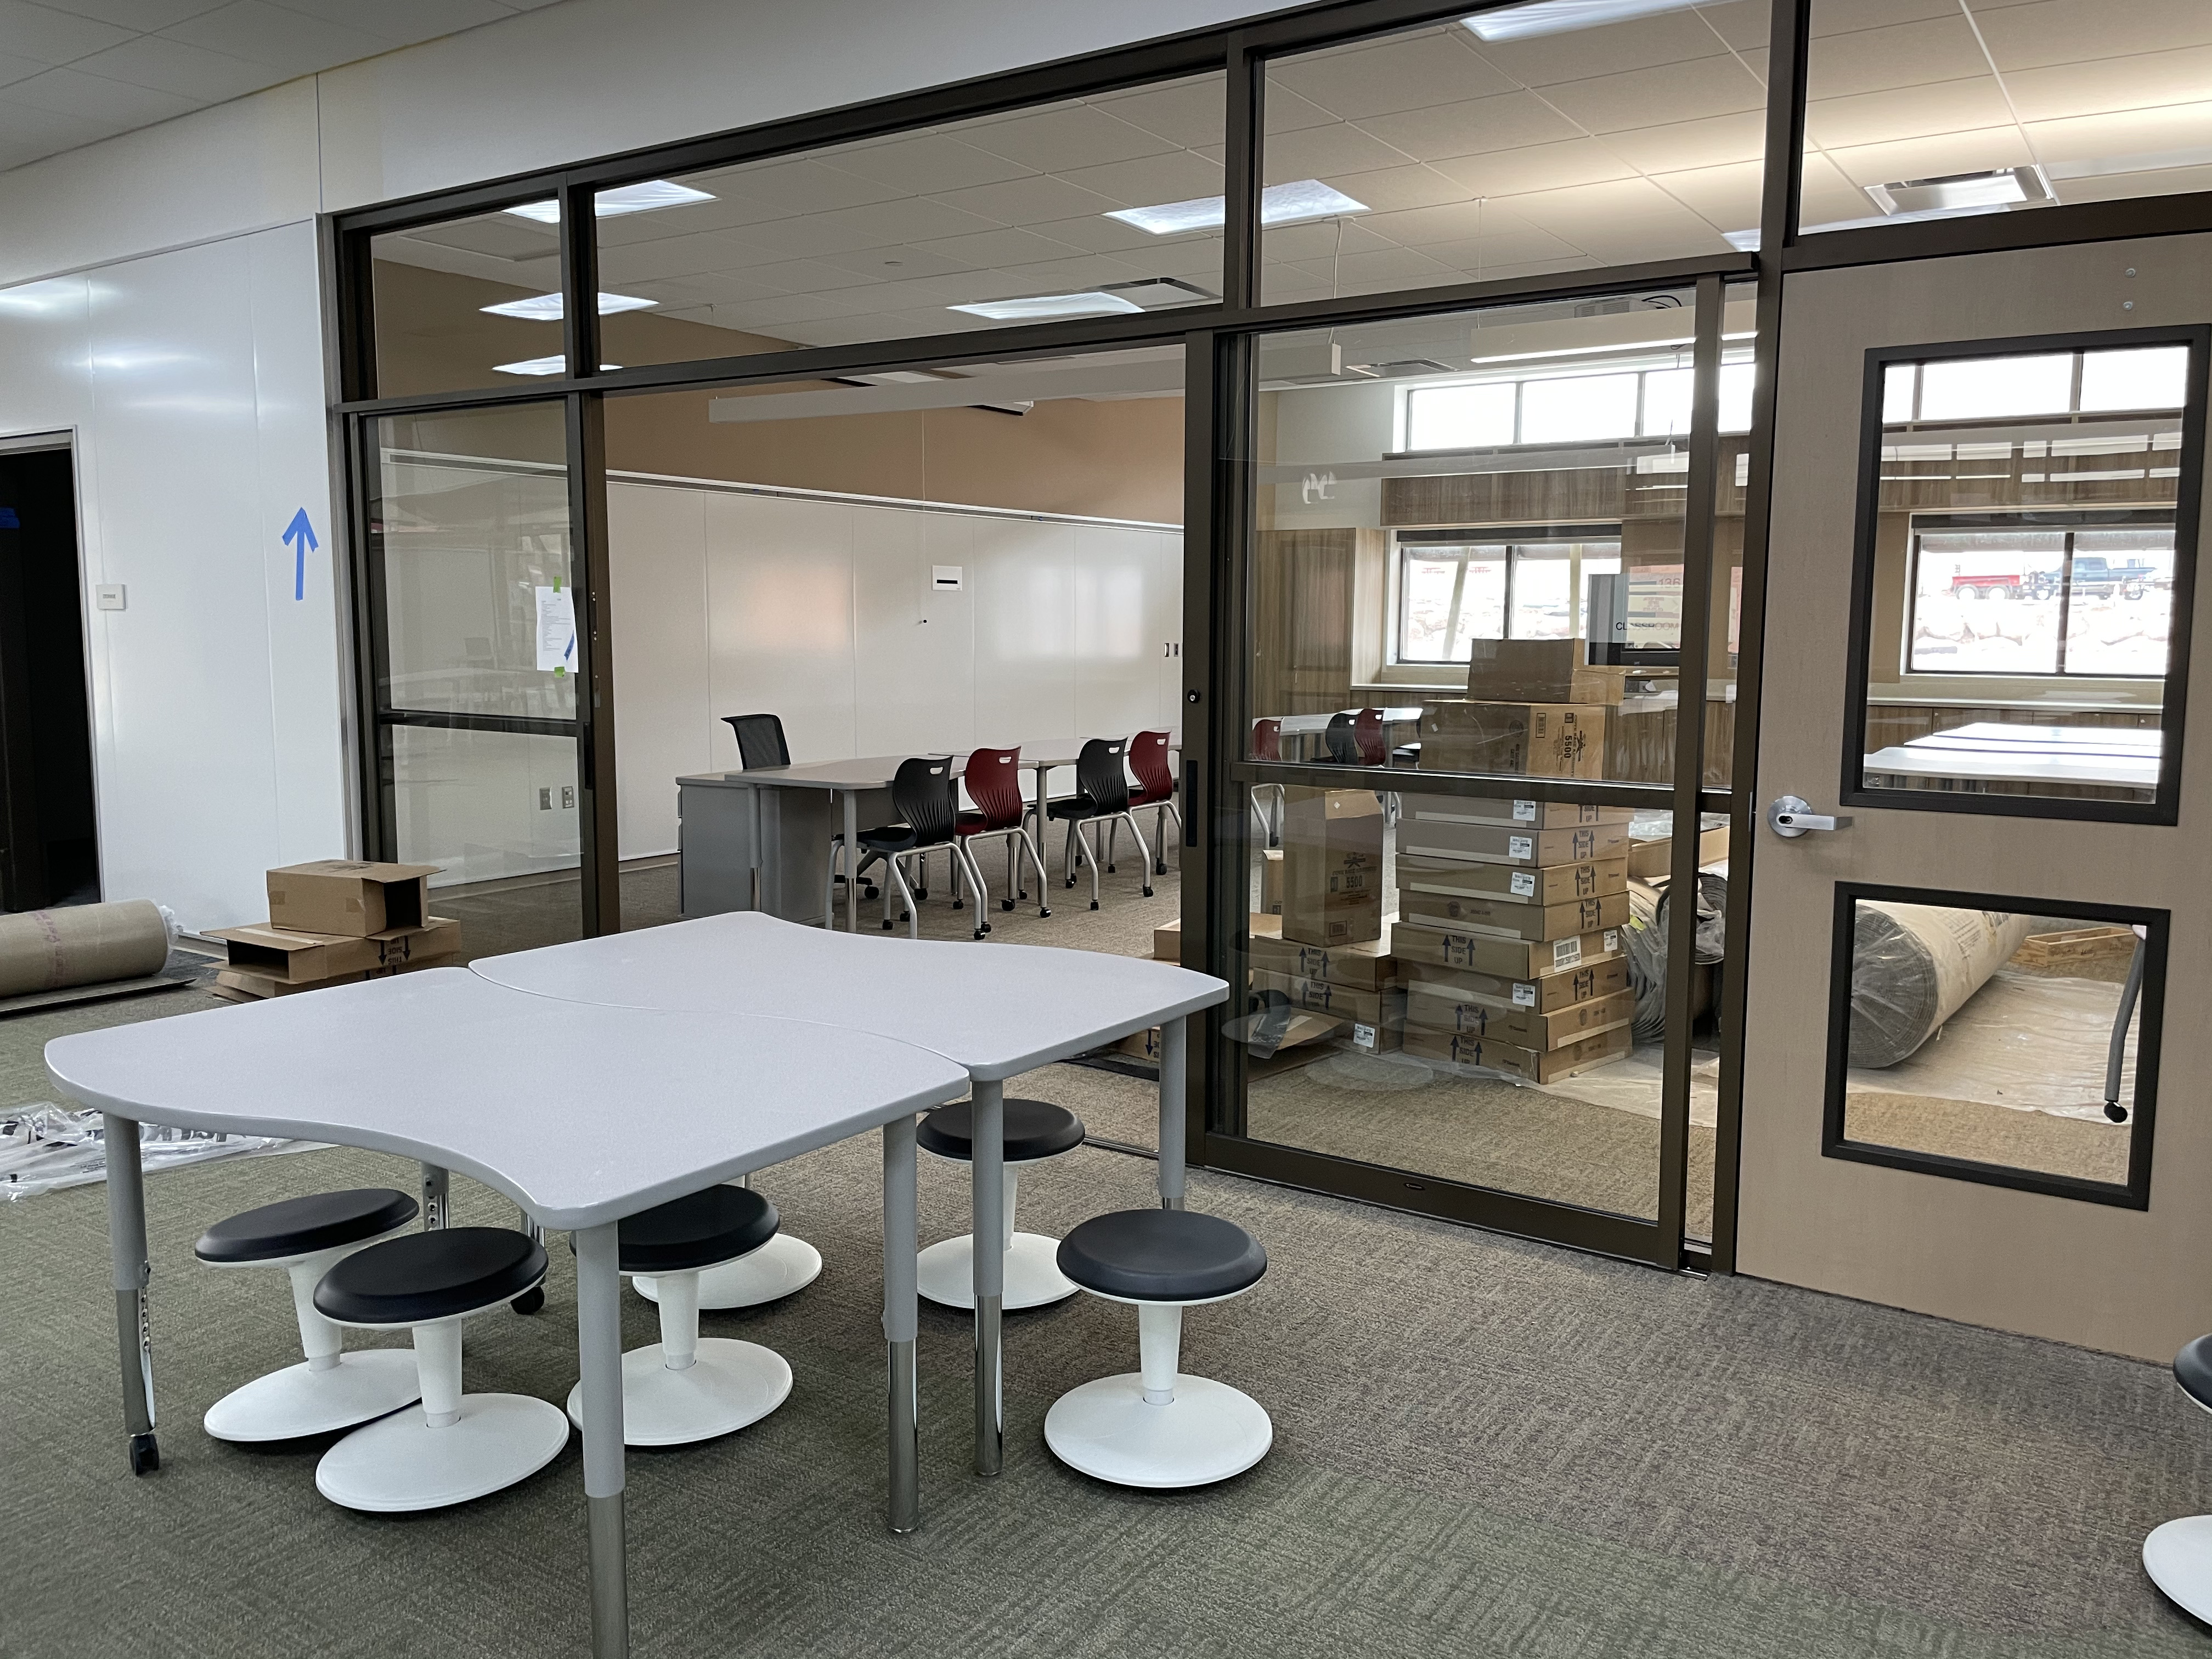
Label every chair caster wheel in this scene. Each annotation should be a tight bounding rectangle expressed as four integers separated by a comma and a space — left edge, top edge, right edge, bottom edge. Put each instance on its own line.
511, 1285, 545, 1315
1089, 900, 1100, 911
1017, 889, 1029, 901
952, 900, 964, 911
1039, 908, 1051, 918
128, 1431, 160, 1476
1154, 862, 1168, 876
1107, 862, 1116, 873
1142, 887, 1155, 898
1000, 899, 1015, 912
1064, 878, 1076, 889
973, 929, 988, 941
882, 920, 896, 931
915, 888, 929, 901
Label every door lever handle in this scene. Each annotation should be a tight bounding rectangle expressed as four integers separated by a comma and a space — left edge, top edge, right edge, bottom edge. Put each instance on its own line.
1768, 795, 1853, 838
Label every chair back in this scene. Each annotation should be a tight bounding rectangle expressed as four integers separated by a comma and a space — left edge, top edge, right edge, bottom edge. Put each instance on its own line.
1251, 718, 1282, 761
723, 713, 789, 770
1130, 730, 1174, 798
1353, 707, 1386, 766
891, 757, 958, 845
963, 747, 1026, 831
1323, 712, 1359, 765
1075, 738, 1130, 815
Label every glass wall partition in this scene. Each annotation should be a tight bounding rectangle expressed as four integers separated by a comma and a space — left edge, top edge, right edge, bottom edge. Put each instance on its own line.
1219, 282, 1743, 1253
365, 400, 583, 957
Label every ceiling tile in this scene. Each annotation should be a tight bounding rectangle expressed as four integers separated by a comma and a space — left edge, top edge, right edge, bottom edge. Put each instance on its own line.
1805, 14, 1988, 97
161, 1, 387, 74
807, 195, 1002, 248
2004, 47, 2212, 126
923, 172, 1125, 230
0, 1, 133, 64
1351, 92, 1583, 165
1294, 244, 1461, 297
47, 0, 223, 29
697, 157, 902, 214
1470, 11, 1734, 87
1262, 84, 1340, 136
1972, 0, 2212, 71
1, 62, 198, 121
1254, 217, 1397, 262
1803, 77, 2015, 150
1054, 149, 1223, 208
1818, 124, 2034, 185
68, 33, 270, 100
958, 101, 1177, 173
0, 47, 49, 83
2050, 159, 2212, 201
1646, 158, 1766, 228
1608, 109, 1767, 173
0, 89, 117, 148
1269, 27, 1517, 122
804, 243, 974, 283
1262, 119, 1413, 183
1415, 224, 1588, 270
1430, 137, 1640, 198
595, 190, 795, 244
1311, 163, 1479, 214
1088, 77, 1224, 150
907, 225, 1094, 272
822, 133, 1035, 195
1811, 0, 1960, 35
1702, 0, 1771, 51
267, 0, 510, 44
1541, 54, 1768, 134
2028, 102, 2212, 171
1026, 210, 1177, 256
1353, 198, 1494, 248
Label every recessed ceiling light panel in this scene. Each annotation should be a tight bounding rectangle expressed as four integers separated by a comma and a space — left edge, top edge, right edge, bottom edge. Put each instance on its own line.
950, 291, 1146, 321
1464, 0, 1707, 42
1866, 167, 2053, 216
504, 181, 716, 224
479, 292, 660, 320
494, 356, 624, 376
1107, 180, 1370, 236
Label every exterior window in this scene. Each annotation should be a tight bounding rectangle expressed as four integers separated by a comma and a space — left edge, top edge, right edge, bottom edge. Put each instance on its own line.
1405, 359, 1752, 451
1396, 535, 1621, 663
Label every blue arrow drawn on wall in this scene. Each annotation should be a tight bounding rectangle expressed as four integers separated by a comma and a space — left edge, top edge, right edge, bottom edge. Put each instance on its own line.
281, 509, 318, 600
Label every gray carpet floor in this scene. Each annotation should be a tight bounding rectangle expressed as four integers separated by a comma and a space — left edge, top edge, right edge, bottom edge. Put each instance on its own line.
4, 1132, 2209, 1658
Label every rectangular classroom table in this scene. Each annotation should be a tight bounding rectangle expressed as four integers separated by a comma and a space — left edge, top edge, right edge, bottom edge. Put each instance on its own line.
471, 910, 1230, 1477
46, 969, 971, 1659
1863, 721, 2161, 795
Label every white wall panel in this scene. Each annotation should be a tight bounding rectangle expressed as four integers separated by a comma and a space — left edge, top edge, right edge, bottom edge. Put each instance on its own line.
704, 491, 855, 768
0, 277, 92, 435
1073, 524, 1160, 741
971, 517, 1076, 748
1156, 532, 1185, 726
608, 482, 710, 859
853, 507, 973, 758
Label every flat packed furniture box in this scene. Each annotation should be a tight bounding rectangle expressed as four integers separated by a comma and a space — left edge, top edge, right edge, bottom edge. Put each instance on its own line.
1417, 702, 1607, 778
1279, 787, 1385, 947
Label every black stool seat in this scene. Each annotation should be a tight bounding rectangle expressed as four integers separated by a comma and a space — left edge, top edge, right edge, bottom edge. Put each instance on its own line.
315, 1228, 546, 1326
195, 1188, 418, 1265
1057, 1210, 1266, 1302
2176, 1335, 2212, 1410
856, 822, 919, 852
919, 1098, 1085, 1163
614, 1186, 778, 1275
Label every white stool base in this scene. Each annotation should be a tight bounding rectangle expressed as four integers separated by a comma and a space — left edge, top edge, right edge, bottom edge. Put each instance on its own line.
202, 1348, 421, 1443
918, 1232, 1077, 1311
315, 1393, 569, 1513
2146, 1514, 2212, 1621
636, 1233, 821, 1310
563, 1338, 793, 1447
1044, 1372, 1272, 1489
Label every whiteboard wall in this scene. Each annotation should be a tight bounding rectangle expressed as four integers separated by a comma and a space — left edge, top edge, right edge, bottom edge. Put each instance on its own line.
610, 477, 1182, 860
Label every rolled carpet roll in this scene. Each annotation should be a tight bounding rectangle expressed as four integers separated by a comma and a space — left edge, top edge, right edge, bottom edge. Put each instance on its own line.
0, 900, 174, 999
1848, 902, 2033, 1068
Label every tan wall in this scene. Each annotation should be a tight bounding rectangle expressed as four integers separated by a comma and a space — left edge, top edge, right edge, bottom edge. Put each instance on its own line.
373, 259, 1184, 523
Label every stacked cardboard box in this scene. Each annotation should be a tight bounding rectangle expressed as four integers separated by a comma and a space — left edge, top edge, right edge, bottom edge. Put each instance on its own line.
1392, 795, 1635, 1082
1266, 792, 1402, 1055
209, 861, 460, 1003
1419, 639, 1616, 778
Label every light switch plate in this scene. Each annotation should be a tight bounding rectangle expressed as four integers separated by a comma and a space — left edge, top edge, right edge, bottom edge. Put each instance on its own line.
95, 584, 126, 611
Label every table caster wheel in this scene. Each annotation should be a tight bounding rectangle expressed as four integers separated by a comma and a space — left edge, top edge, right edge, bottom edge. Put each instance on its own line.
511, 1285, 545, 1314
1000, 899, 1015, 912
128, 1431, 160, 1475
1039, 907, 1051, 918
1142, 885, 1155, 898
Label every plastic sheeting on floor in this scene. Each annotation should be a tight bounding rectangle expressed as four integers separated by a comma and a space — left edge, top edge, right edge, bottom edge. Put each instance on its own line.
1845, 968, 2137, 1122
0, 1104, 299, 1200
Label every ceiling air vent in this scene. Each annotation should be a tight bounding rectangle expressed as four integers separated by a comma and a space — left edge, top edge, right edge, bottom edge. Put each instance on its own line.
1866, 167, 2053, 216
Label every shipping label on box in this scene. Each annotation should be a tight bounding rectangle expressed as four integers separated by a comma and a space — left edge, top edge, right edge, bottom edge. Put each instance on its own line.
1400, 945, 1628, 1012
266, 860, 438, 939
1417, 702, 1607, 780
1396, 816, 1631, 867
1397, 887, 1630, 943
1278, 788, 1385, 949
1396, 853, 1629, 906
1400, 792, 1633, 831
1405, 981, 1635, 1051
1403, 1021, 1632, 1082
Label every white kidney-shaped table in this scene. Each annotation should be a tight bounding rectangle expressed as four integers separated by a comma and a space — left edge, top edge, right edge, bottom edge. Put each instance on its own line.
48, 922, 1225, 1659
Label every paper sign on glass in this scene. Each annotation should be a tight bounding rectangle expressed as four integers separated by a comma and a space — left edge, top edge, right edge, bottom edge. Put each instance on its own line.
535, 585, 576, 673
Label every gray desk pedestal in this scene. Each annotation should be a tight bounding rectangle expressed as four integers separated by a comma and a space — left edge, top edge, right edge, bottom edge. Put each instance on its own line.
679, 775, 892, 924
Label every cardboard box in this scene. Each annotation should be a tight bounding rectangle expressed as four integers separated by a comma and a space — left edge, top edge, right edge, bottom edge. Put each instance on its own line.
1246, 924, 1397, 992
1400, 792, 1633, 831
1462, 640, 1640, 707
1404, 980, 1635, 1051
1397, 854, 1628, 907
1393, 923, 1624, 987
266, 860, 438, 938
1114, 1025, 1166, 1062
1624, 823, 1731, 880
1250, 968, 1406, 1035
1260, 848, 1283, 915
1278, 787, 1385, 948
1403, 954, 1628, 1015
1154, 917, 1182, 963
215, 966, 368, 1000
1397, 887, 1630, 943
208, 917, 460, 985
1396, 817, 1631, 867
1418, 702, 1607, 779
1402, 1022, 1633, 1082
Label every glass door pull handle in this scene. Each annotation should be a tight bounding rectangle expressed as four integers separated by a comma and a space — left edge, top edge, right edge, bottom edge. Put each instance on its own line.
1768, 795, 1853, 837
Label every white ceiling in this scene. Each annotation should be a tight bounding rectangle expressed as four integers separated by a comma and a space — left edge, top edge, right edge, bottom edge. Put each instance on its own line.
0, 0, 566, 173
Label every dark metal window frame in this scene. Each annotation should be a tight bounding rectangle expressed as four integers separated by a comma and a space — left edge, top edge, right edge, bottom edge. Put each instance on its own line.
1837, 325, 2209, 827
324, 0, 2212, 1275
1820, 880, 2164, 1209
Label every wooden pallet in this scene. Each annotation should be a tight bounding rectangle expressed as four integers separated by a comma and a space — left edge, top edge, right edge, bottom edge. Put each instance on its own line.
2013, 926, 2137, 968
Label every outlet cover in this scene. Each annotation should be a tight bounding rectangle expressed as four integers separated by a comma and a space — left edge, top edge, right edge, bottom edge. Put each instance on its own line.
95, 584, 126, 611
